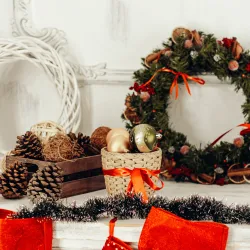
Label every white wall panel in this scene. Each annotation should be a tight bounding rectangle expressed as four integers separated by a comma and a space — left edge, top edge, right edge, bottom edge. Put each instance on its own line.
0, 0, 248, 151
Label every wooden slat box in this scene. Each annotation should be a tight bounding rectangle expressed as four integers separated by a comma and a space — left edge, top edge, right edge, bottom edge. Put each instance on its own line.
6, 155, 105, 198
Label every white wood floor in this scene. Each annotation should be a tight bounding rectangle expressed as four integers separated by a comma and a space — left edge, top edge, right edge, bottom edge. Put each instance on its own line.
1, 181, 250, 249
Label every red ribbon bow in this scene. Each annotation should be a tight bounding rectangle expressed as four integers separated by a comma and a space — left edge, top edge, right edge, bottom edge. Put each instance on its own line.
103, 168, 164, 203
130, 67, 205, 99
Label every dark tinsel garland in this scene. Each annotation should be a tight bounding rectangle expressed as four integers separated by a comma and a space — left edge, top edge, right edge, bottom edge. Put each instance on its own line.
13, 195, 250, 224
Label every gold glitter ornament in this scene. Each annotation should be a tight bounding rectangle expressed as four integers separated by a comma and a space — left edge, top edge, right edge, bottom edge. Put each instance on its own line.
130, 124, 157, 153
107, 135, 130, 153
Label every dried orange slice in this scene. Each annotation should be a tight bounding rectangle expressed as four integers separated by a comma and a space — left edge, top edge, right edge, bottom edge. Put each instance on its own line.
243, 164, 250, 184
228, 163, 245, 184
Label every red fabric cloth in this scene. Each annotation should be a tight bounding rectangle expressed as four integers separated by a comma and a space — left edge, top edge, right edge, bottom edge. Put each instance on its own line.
0, 209, 52, 250
139, 207, 229, 250
103, 207, 229, 250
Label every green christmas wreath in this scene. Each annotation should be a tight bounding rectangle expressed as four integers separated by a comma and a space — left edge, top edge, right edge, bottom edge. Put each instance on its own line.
122, 27, 250, 185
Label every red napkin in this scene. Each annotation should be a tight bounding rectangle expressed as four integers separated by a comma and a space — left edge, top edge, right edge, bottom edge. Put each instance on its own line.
0, 209, 52, 250
139, 207, 229, 250
103, 207, 229, 250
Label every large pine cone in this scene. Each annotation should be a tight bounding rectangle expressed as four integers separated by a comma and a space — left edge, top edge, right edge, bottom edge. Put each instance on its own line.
79, 133, 100, 156
0, 161, 28, 199
12, 131, 43, 160
27, 165, 63, 203
65, 132, 84, 158
68, 132, 100, 156
72, 141, 85, 158
123, 95, 141, 125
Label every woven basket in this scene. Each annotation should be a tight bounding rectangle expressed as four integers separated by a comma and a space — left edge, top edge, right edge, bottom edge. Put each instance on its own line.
101, 148, 162, 197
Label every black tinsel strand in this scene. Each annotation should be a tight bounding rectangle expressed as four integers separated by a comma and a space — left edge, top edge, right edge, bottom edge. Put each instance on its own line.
12, 195, 250, 224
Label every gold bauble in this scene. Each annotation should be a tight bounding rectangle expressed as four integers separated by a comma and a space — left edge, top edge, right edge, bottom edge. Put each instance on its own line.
130, 124, 157, 153
107, 135, 130, 153
106, 128, 129, 144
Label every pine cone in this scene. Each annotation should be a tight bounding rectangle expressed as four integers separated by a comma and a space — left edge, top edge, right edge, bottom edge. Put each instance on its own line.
67, 132, 85, 158
12, 131, 43, 160
0, 161, 28, 199
68, 132, 100, 156
72, 141, 85, 158
77, 133, 90, 147
27, 165, 63, 203
124, 107, 141, 124
77, 132, 100, 155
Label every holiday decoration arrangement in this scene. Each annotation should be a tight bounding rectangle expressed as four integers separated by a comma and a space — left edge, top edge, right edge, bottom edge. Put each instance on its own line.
102, 124, 163, 203
3, 194, 245, 250
0, 121, 108, 202
122, 27, 250, 185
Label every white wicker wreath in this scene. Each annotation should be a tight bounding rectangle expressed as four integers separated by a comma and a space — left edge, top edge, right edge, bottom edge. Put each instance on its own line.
0, 36, 81, 132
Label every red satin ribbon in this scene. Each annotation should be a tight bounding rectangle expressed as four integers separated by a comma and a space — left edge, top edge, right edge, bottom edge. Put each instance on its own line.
103, 168, 164, 203
0, 209, 52, 250
131, 67, 205, 99
209, 123, 250, 147
103, 217, 133, 250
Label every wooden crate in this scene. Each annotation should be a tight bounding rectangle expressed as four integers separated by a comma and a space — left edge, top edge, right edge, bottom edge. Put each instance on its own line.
6, 155, 105, 198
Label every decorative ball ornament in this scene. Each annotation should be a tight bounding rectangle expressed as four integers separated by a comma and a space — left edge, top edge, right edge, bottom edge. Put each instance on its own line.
107, 135, 130, 153
180, 145, 190, 155
228, 60, 239, 71
130, 124, 157, 153
43, 133, 74, 162
184, 40, 193, 48
172, 27, 193, 44
213, 54, 221, 62
91, 126, 111, 150
168, 146, 175, 154
233, 136, 244, 148
214, 167, 224, 174
140, 91, 151, 102
106, 128, 129, 144
30, 120, 65, 144
190, 51, 199, 59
